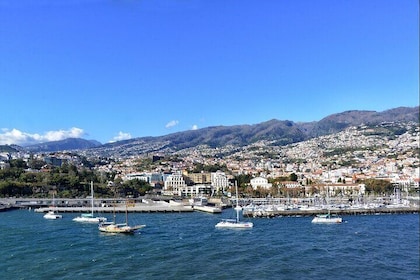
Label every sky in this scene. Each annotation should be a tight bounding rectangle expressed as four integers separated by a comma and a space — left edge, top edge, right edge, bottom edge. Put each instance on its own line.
0, 0, 418, 146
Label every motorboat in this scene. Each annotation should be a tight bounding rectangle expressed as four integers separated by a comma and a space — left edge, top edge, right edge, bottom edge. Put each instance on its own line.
43, 193, 62, 219
43, 210, 62, 220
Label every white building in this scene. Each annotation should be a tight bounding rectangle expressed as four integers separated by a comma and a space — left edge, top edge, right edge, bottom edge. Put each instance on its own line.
211, 171, 229, 194
250, 177, 272, 190
164, 172, 187, 196
180, 184, 212, 197
123, 173, 149, 182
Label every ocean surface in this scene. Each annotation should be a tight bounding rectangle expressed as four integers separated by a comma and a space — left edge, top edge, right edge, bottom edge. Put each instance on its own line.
0, 209, 418, 280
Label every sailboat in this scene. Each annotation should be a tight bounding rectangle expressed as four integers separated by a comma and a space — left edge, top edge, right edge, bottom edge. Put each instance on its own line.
312, 184, 342, 224
73, 181, 107, 223
98, 199, 145, 234
215, 182, 253, 229
43, 193, 62, 220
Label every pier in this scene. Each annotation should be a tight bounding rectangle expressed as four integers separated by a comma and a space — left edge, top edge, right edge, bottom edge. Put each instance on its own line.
243, 206, 420, 218
33, 205, 194, 213
1, 197, 419, 217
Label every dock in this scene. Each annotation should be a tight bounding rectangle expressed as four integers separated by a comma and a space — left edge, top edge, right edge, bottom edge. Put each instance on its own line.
243, 206, 420, 218
33, 202, 194, 214
193, 205, 222, 214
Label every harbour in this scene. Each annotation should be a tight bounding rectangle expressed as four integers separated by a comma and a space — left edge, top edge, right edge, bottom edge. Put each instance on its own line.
243, 205, 420, 218
1, 196, 418, 217
0, 209, 418, 280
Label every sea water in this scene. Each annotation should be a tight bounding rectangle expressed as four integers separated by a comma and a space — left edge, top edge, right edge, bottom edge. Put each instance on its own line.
0, 209, 418, 280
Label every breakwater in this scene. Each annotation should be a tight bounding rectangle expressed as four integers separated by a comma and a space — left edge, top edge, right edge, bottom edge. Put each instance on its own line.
243, 206, 420, 218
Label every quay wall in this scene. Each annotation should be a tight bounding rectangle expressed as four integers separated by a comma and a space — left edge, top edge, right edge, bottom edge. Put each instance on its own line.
244, 207, 420, 218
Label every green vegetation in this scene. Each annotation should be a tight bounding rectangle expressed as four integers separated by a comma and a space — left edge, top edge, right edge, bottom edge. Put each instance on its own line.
0, 161, 152, 198
362, 179, 394, 195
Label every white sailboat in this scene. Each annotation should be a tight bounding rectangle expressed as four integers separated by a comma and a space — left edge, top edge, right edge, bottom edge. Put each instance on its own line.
43, 193, 62, 220
311, 211, 342, 224
98, 200, 145, 234
312, 184, 342, 224
73, 181, 107, 223
215, 182, 253, 229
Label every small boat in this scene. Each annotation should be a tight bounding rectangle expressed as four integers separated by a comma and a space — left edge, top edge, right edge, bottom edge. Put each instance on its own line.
98, 200, 145, 234
73, 181, 107, 223
43, 210, 62, 220
311, 212, 342, 224
215, 218, 253, 229
312, 182, 342, 224
43, 194, 62, 219
215, 182, 253, 229
98, 222, 146, 234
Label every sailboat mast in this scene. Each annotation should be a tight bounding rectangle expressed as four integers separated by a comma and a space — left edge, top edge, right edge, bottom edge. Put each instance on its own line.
91, 181, 94, 216
125, 200, 129, 225
235, 181, 240, 222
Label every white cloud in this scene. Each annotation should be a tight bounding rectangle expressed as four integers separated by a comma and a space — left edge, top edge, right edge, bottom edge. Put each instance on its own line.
165, 120, 179, 128
191, 125, 198, 130
0, 127, 85, 146
110, 131, 132, 143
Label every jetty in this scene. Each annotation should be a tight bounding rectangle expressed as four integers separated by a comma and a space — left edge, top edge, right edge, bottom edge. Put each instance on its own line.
243, 206, 419, 218
193, 205, 222, 214
33, 200, 194, 213
2, 197, 419, 217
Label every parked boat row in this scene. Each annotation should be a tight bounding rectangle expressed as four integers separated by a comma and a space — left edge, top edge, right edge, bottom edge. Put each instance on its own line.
242, 202, 418, 218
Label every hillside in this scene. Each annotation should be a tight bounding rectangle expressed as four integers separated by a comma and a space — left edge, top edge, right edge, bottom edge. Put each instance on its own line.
24, 138, 101, 153
22, 106, 419, 155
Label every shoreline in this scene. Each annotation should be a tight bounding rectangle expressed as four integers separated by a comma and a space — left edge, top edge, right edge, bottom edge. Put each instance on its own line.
1, 197, 419, 217
243, 206, 420, 218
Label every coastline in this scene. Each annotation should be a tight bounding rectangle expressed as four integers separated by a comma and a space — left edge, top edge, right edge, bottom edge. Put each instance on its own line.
1, 197, 418, 217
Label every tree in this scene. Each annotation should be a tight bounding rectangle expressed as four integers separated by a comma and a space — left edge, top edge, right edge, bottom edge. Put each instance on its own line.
289, 173, 298, 182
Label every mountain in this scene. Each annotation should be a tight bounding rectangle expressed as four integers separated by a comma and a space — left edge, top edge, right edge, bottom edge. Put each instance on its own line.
24, 138, 102, 153
21, 106, 419, 154
305, 107, 419, 137
0, 145, 19, 153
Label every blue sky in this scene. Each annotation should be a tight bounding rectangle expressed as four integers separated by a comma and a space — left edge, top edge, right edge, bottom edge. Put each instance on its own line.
0, 0, 418, 146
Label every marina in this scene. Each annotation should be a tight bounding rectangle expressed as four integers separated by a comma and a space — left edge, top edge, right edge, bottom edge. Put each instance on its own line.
1, 196, 418, 217
243, 205, 419, 218
0, 209, 418, 280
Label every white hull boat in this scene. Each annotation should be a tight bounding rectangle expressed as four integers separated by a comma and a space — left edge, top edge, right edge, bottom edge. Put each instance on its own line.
73, 181, 107, 223
215, 219, 253, 229
311, 213, 342, 224
215, 182, 253, 229
43, 210, 62, 220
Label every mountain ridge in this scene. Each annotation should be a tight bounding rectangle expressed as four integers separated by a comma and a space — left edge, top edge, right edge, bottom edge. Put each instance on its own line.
18, 106, 419, 154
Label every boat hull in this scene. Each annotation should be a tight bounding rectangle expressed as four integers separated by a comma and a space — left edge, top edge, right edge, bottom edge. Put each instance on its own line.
43, 211, 62, 219
98, 223, 146, 234
311, 215, 342, 224
73, 216, 107, 223
215, 220, 253, 229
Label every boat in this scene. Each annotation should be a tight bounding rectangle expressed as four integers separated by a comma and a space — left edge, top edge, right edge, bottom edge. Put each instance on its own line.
215, 182, 253, 229
98, 200, 145, 234
43, 194, 62, 220
73, 181, 107, 223
311, 183, 342, 224
311, 212, 342, 224
98, 222, 146, 234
